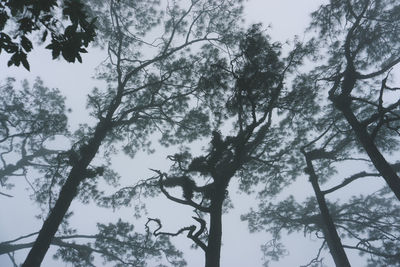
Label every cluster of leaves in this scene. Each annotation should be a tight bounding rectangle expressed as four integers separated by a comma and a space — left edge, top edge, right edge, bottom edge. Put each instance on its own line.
0, 0, 96, 70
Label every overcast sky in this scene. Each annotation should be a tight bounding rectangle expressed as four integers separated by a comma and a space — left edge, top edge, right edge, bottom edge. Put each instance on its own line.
1, 0, 395, 266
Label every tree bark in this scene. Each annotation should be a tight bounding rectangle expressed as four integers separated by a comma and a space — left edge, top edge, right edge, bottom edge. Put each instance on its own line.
22, 121, 110, 267
305, 155, 351, 267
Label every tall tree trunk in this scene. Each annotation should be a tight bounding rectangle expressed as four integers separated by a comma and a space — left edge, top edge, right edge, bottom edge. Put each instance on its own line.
331, 67, 400, 201
338, 103, 400, 201
305, 155, 351, 267
22, 121, 110, 267
205, 197, 223, 267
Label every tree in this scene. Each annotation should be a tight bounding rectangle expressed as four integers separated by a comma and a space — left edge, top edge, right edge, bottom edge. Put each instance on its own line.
0, 78, 184, 267
241, 1, 400, 265
143, 24, 311, 267
244, 188, 400, 266
310, 0, 400, 200
242, 97, 400, 266
296, 122, 400, 266
3, 0, 244, 266
1, 219, 186, 267
0, 77, 68, 197
301, 150, 351, 266
243, 70, 400, 266
4, 1, 400, 266
0, 0, 97, 70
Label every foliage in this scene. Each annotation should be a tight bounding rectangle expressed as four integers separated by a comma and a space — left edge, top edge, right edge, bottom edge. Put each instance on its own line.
309, 0, 400, 155
1, 0, 247, 266
141, 24, 313, 267
243, 188, 400, 266
0, 78, 68, 194
2, 0, 400, 266
0, 219, 186, 267
310, 0, 400, 72
0, 0, 96, 70
242, 0, 400, 266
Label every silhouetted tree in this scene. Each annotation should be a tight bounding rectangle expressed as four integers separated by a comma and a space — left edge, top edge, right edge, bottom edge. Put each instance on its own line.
310, 0, 400, 200
4, 1, 400, 266
144, 24, 311, 267
247, 73, 400, 266
0, 77, 187, 266
242, 1, 400, 261
8, 0, 244, 266
245, 187, 400, 267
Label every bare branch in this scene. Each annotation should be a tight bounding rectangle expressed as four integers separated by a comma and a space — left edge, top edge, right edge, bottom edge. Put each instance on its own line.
300, 240, 326, 267
0, 191, 13, 197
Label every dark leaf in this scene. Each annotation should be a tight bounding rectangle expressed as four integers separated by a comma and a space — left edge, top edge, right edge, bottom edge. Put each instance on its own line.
18, 17, 35, 34
76, 53, 82, 63
64, 24, 77, 37
20, 36, 33, 52
0, 10, 9, 31
63, 0, 86, 25
40, 14, 54, 23
21, 55, 30, 70
41, 30, 48, 42
46, 41, 61, 59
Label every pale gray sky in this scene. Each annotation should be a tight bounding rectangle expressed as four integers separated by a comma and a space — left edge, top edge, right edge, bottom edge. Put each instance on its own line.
0, 1, 396, 267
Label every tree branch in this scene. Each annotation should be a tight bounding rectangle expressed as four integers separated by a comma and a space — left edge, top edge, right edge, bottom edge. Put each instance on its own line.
154, 170, 210, 213
322, 171, 381, 195
146, 217, 207, 251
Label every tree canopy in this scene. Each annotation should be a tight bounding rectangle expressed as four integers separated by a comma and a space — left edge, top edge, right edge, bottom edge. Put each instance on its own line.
1, 0, 400, 267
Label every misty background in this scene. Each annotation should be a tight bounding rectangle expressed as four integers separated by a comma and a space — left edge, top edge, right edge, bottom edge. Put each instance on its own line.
1, 0, 399, 266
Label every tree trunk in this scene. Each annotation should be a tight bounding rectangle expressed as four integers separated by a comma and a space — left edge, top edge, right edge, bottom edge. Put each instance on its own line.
205, 197, 223, 267
305, 156, 351, 267
22, 121, 110, 267
331, 67, 400, 201
338, 103, 400, 201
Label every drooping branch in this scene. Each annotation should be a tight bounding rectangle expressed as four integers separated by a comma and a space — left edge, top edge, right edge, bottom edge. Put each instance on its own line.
145, 217, 207, 251
299, 240, 326, 267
